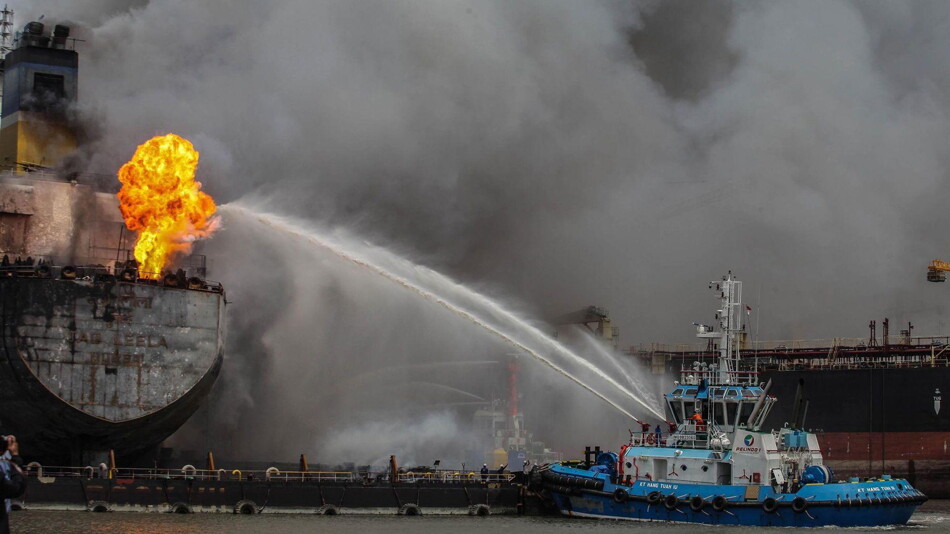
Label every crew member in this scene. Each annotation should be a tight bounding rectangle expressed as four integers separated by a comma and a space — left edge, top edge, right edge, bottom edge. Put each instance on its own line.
480, 464, 489, 481
0, 436, 25, 534
496, 463, 507, 475
654, 424, 662, 444
690, 409, 706, 431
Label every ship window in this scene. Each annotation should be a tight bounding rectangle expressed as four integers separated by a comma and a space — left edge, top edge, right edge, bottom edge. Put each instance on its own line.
671, 388, 684, 397
104, 367, 117, 375
684, 387, 698, 396
713, 402, 725, 425
737, 402, 755, 426
725, 389, 739, 398
30, 73, 66, 112
742, 389, 757, 398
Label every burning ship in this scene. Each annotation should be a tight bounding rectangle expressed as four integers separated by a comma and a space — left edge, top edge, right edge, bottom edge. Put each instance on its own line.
0, 17, 225, 465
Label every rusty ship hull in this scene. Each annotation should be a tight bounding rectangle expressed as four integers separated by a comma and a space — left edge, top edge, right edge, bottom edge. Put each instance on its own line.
0, 272, 224, 464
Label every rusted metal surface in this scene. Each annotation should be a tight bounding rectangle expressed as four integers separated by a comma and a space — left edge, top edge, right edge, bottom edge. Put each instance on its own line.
0, 275, 224, 464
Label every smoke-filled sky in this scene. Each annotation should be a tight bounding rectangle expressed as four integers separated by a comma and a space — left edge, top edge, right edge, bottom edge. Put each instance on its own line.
14, 0, 950, 461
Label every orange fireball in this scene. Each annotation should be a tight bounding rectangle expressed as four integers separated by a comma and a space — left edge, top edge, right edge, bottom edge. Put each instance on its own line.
117, 134, 217, 278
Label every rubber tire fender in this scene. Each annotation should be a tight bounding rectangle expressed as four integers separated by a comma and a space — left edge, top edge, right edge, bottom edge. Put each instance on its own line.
317, 504, 339, 515
791, 496, 808, 513
711, 495, 728, 512
88, 501, 110, 513
613, 488, 628, 504
647, 491, 663, 505
690, 495, 706, 512
234, 500, 258, 514
664, 493, 680, 510
399, 503, 422, 516
170, 502, 192, 514
469, 504, 490, 516
762, 497, 779, 514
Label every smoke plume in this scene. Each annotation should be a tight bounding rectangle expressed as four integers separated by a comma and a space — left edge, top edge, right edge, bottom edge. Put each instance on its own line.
13, 0, 950, 461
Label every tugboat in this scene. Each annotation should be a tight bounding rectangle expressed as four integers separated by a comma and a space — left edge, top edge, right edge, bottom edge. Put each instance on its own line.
535, 273, 927, 526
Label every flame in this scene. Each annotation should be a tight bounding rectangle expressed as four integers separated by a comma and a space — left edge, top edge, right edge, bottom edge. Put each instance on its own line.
117, 134, 217, 278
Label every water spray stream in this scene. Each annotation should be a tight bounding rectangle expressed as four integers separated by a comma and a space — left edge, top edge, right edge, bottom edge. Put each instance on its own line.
222, 203, 663, 420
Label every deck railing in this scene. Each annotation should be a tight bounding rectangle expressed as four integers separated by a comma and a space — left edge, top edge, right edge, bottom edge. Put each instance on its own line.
23, 464, 516, 483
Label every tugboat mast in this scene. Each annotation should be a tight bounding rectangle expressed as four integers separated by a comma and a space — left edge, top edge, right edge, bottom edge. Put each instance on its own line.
697, 272, 746, 384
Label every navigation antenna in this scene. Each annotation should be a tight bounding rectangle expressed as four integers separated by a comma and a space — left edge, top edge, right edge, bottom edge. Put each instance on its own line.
0, 6, 12, 55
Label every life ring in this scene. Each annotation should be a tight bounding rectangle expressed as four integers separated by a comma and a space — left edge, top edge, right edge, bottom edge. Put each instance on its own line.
647, 491, 662, 505
664, 493, 680, 510
613, 488, 628, 504
690, 495, 706, 512
646, 434, 656, 445
711, 495, 728, 512
792, 496, 808, 513
762, 497, 779, 514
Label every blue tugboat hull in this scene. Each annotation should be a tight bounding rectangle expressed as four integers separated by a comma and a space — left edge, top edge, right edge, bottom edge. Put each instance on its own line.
542, 466, 925, 527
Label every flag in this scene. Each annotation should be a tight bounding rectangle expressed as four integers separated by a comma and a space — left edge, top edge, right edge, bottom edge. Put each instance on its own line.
745, 305, 752, 316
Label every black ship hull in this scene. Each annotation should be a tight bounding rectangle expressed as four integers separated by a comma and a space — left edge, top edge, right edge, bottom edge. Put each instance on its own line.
762, 366, 950, 497
0, 275, 225, 465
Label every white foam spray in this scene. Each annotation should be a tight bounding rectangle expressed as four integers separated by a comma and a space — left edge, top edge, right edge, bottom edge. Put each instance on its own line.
222, 202, 663, 420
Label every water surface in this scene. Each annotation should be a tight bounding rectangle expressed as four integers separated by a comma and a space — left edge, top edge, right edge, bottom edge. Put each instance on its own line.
11, 501, 950, 534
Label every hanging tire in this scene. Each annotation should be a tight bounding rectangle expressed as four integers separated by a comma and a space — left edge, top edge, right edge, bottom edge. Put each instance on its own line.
469, 504, 490, 516
88, 501, 110, 513
234, 500, 258, 514
712, 495, 728, 512
762, 497, 779, 514
664, 493, 680, 510
792, 496, 808, 513
399, 503, 421, 516
170, 502, 192, 514
61, 266, 77, 280
690, 495, 706, 512
613, 488, 628, 504
317, 504, 339, 515
647, 491, 662, 505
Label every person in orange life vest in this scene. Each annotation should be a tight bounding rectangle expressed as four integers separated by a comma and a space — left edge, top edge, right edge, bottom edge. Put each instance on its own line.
690, 409, 706, 432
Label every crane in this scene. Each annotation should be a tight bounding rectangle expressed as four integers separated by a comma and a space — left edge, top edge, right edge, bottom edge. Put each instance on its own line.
927, 260, 950, 282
